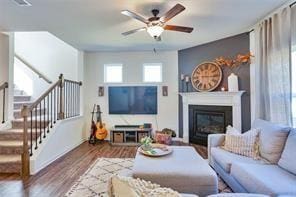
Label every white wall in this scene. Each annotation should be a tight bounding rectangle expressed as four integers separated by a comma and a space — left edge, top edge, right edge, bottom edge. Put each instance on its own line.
83, 51, 179, 139
30, 116, 84, 174
14, 32, 79, 99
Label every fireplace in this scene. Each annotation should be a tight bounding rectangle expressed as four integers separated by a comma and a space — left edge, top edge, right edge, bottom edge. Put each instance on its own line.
189, 105, 232, 146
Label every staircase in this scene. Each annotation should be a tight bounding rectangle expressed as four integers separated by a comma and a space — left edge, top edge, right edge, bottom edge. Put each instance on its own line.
0, 88, 45, 173
0, 75, 82, 177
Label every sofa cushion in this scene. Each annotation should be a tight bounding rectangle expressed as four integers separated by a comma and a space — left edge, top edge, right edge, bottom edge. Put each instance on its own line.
252, 119, 290, 163
211, 147, 268, 173
278, 129, 296, 175
109, 175, 181, 197
223, 126, 260, 159
231, 163, 296, 196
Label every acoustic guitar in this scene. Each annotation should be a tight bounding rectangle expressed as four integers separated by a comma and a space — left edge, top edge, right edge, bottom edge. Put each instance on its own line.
88, 104, 97, 144
95, 105, 108, 140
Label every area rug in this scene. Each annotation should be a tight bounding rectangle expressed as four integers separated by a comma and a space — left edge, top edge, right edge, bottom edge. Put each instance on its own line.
65, 158, 232, 197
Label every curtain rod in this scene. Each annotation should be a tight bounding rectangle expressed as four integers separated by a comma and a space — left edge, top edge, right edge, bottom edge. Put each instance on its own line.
248, 1, 295, 34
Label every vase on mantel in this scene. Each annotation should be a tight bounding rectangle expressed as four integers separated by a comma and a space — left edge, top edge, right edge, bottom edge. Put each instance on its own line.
228, 73, 239, 92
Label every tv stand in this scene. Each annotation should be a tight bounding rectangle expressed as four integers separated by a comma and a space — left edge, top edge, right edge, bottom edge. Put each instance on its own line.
110, 126, 152, 146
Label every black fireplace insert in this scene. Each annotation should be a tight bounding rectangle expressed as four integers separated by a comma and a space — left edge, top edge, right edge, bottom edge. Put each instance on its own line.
189, 105, 232, 146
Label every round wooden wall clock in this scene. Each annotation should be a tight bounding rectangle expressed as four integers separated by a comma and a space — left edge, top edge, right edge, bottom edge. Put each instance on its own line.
191, 62, 222, 92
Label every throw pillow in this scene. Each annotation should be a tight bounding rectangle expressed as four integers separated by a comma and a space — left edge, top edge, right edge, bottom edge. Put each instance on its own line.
252, 119, 291, 163
108, 175, 181, 197
278, 129, 296, 175
155, 132, 172, 145
222, 126, 260, 159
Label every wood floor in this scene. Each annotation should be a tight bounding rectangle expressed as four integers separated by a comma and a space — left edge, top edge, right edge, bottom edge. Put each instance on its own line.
0, 141, 207, 197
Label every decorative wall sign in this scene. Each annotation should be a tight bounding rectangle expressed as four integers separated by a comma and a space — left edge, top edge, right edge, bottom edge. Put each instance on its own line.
191, 62, 222, 92
162, 86, 168, 96
98, 86, 104, 97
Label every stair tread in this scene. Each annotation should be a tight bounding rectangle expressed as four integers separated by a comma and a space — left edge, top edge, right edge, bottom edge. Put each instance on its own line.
0, 140, 23, 147
0, 155, 21, 163
14, 107, 44, 112
13, 115, 49, 122
14, 101, 34, 104
0, 129, 23, 133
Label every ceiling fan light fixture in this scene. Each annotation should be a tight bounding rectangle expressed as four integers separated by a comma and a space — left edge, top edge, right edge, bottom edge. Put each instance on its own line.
147, 25, 164, 38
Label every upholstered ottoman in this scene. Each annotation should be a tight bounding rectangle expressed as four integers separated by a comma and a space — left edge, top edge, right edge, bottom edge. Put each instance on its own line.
132, 146, 218, 196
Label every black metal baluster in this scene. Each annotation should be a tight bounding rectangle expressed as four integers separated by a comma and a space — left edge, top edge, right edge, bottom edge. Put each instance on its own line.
30, 111, 33, 156
78, 83, 80, 115
50, 91, 53, 128
73, 83, 75, 116
57, 85, 60, 120
72, 82, 74, 117
47, 95, 50, 133
35, 106, 38, 150
39, 103, 42, 144
65, 81, 67, 118
75, 83, 77, 116
2, 88, 5, 123
70, 82, 72, 117
54, 87, 56, 124
43, 99, 46, 138
76, 83, 79, 116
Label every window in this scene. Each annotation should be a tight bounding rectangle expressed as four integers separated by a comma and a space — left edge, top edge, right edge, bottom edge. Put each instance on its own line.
292, 49, 296, 126
143, 63, 162, 83
104, 64, 122, 83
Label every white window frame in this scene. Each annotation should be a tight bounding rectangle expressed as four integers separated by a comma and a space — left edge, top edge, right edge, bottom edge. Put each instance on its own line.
143, 63, 163, 83
104, 64, 123, 83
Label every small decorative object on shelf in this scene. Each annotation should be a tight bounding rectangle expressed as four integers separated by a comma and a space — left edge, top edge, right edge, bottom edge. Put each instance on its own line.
185, 75, 190, 92
98, 86, 104, 96
228, 73, 239, 92
162, 86, 168, 96
180, 74, 185, 92
215, 52, 253, 92
221, 87, 226, 91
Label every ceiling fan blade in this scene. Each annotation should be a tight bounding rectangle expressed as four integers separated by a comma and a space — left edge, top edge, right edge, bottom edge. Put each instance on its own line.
160, 4, 185, 23
122, 27, 146, 36
164, 25, 193, 33
121, 10, 149, 24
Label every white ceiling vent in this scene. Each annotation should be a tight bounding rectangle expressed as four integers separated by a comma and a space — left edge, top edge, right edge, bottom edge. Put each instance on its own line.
13, 0, 31, 6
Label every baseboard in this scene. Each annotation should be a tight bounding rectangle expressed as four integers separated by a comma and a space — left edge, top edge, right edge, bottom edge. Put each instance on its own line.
30, 139, 86, 175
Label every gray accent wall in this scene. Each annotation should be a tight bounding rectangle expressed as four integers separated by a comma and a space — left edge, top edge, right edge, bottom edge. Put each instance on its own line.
178, 33, 251, 137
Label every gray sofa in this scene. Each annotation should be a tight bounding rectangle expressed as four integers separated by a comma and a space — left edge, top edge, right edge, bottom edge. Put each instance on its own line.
208, 119, 296, 196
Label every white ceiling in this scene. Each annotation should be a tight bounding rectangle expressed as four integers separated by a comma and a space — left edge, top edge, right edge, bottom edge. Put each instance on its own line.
0, 0, 290, 51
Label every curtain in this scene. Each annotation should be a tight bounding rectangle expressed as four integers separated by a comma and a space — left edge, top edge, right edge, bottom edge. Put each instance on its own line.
254, 7, 292, 126
292, 5, 296, 126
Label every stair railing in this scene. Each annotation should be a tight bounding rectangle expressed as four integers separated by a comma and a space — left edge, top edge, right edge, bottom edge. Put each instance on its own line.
0, 82, 8, 124
15, 53, 53, 84
21, 74, 82, 178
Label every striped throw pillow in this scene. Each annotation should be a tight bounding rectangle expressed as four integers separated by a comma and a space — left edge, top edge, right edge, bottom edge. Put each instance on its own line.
222, 126, 260, 159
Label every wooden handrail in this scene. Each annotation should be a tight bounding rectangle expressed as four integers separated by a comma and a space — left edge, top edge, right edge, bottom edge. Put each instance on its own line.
21, 74, 82, 178
15, 53, 53, 84
64, 79, 82, 85
0, 82, 8, 90
29, 80, 61, 111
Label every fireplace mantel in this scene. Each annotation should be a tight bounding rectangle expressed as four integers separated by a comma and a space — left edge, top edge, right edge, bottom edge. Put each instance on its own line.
179, 91, 245, 143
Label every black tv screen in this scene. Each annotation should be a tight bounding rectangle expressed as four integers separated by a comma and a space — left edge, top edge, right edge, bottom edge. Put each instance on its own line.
108, 86, 157, 114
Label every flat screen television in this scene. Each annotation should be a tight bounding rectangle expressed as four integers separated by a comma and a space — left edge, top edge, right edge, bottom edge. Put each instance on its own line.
108, 86, 157, 114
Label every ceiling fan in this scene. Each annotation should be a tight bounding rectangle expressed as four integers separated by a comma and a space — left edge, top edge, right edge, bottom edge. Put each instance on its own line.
121, 3, 193, 41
